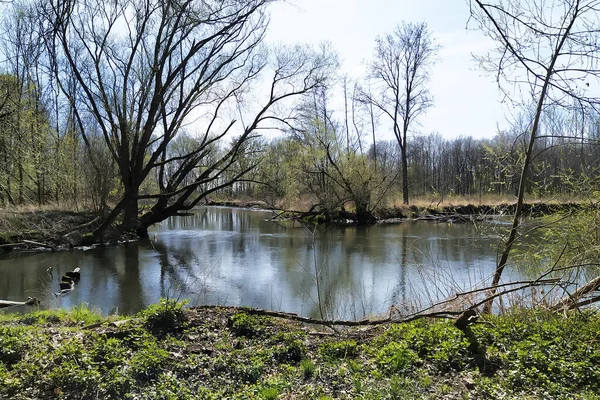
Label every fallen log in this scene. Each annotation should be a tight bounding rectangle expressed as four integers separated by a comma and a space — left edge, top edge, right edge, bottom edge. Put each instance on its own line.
23, 240, 56, 250
0, 297, 40, 309
552, 276, 600, 311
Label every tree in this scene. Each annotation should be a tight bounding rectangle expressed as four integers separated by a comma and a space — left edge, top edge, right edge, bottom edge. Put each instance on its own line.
290, 86, 396, 223
364, 22, 439, 205
45, 0, 336, 237
470, 0, 600, 313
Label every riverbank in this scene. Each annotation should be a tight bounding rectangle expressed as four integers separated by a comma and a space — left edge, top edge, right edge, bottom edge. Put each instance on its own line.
0, 208, 136, 253
0, 301, 598, 399
0, 200, 585, 253
207, 198, 585, 224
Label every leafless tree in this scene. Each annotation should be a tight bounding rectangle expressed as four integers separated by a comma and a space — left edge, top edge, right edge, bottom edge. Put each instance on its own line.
469, 0, 600, 313
44, 0, 336, 237
364, 22, 439, 205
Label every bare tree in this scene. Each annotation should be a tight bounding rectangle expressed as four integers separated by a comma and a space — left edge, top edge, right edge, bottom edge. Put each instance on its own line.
469, 0, 600, 313
44, 0, 336, 238
364, 22, 439, 205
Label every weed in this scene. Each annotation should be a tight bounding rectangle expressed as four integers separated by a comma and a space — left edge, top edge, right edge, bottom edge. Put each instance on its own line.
260, 386, 279, 400
319, 340, 358, 360
273, 339, 306, 363
228, 312, 266, 338
0, 327, 31, 365
129, 342, 170, 381
376, 342, 419, 374
301, 359, 316, 379
139, 298, 189, 335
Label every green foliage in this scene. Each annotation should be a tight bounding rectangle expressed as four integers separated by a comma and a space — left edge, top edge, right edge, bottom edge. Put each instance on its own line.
228, 312, 266, 338
273, 339, 306, 363
47, 360, 102, 395
376, 342, 419, 374
473, 311, 600, 396
69, 304, 105, 325
260, 386, 280, 400
300, 359, 316, 379
129, 342, 170, 381
232, 358, 265, 383
375, 321, 471, 372
0, 326, 31, 366
319, 340, 358, 360
93, 337, 128, 370
138, 298, 189, 335
2, 305, 600, 399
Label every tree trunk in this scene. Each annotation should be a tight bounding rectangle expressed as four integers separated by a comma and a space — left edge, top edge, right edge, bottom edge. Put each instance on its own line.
355, 203, 375, 224
401, 144, 409, 205
122, 186, 139, 232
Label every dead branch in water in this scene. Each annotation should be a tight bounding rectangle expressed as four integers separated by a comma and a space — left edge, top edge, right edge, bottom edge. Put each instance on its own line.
0, 297, 40, 309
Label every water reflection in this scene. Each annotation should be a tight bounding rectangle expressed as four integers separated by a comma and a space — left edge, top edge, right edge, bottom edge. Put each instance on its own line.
0, 207, 518, 319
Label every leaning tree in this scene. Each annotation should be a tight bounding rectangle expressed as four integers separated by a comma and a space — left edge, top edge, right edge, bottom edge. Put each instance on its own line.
44, 0, 336, 238
470, 0, 600, 313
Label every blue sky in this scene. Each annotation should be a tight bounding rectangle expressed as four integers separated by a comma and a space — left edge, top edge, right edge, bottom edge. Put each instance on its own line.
266, 0, 510, 139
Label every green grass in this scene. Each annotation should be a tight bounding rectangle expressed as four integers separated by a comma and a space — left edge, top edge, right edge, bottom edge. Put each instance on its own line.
1, 302, 600, 399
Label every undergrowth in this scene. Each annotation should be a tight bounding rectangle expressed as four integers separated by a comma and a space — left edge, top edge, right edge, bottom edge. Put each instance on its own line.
0, 302, 599, 399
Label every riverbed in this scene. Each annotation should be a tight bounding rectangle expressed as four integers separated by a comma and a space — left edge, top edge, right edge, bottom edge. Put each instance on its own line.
0, 207, 519, 319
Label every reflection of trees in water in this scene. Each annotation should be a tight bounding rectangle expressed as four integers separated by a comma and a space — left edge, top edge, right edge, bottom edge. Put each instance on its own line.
119, 245, 144, 314
152, 238, 216, 303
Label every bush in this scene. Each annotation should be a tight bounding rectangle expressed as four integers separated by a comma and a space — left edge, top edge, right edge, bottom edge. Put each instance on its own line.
139, 298, 188, 335
228, 312, 266, 338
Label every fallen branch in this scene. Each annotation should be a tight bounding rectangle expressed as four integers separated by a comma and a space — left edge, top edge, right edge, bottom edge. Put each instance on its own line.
23, 240, 55, 250
0, 297, 40, 309
0, 242, 24, 248
64, 216, 101, 236
408, 278, 561, 318
552, 276, 600, 311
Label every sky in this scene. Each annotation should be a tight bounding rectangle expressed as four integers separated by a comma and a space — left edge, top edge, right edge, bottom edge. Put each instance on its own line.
265, 0, 511, 140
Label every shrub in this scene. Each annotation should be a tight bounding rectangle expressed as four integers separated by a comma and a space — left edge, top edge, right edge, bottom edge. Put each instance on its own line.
228, 312, 266, 338
139, 299, 188, 335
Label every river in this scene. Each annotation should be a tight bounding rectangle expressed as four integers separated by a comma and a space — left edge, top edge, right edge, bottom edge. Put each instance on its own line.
0, 207, 519, 319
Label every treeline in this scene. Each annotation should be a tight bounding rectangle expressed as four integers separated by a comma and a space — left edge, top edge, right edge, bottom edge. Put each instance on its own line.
227, 87, 600, 213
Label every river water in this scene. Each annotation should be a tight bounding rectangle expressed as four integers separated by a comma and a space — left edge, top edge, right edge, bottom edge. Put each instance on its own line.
0, 207, 519, 319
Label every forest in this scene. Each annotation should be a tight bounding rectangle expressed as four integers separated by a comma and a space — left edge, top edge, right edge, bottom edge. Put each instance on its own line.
0, 0, 599, 232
